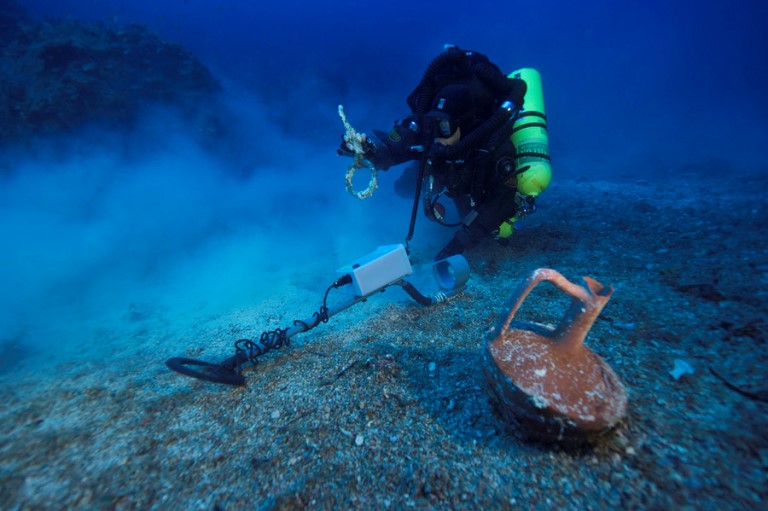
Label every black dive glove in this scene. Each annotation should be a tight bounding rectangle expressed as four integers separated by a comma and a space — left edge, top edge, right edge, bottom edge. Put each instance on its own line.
337, 135, 355, 156
426, 140, 449, 162
435, 221, 488, 261
337, 134, 377, 158
435, 237, 465, 261
435, 228, 476, 261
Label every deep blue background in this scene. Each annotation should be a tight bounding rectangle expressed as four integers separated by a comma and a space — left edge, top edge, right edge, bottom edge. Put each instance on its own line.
19, 0, 768, 175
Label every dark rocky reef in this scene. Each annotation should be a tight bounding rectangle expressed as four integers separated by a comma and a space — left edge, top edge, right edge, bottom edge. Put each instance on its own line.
0, 1, 222, 142
0, 0, 28, 46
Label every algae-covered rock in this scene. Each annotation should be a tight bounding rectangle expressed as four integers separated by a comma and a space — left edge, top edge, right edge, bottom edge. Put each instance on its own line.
0, 8, 220, 141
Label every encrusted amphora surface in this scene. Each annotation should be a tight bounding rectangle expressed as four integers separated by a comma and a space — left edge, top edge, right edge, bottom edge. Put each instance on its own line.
484, 268, 628, 442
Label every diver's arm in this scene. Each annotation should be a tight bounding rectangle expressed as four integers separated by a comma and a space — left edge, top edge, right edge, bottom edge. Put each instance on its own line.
435, 186, 519, 260
342, 117, 422, 170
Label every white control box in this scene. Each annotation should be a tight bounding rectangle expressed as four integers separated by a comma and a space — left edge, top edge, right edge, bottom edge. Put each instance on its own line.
336, 244, 413, 297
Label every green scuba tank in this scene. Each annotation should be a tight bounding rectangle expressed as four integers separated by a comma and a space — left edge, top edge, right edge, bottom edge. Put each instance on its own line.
498, 68, 551, 239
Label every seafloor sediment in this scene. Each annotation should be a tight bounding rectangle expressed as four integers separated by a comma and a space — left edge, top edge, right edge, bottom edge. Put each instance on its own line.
1, 170, 766, 510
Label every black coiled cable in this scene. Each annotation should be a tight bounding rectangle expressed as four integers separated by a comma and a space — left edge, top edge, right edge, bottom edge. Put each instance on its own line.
232, 275, 350, 373
166, 276, 353, 385
234, 329, 288, 367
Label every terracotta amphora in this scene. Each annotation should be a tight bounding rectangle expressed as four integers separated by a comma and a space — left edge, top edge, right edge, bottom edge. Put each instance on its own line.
484, 268, 628, 442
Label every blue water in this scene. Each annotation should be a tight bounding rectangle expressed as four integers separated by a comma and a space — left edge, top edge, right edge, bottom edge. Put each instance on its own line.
1, 0, 767, 368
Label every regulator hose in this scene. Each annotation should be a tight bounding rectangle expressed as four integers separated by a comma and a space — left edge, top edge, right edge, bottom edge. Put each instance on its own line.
407, 47, 525, 117
431, 107, 516, 162
473, 61, 521, 98
407, 46, 471, 115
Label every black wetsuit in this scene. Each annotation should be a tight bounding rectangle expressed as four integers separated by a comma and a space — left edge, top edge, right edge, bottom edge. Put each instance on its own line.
366, 114, 519, 260
344, 46, 528, 260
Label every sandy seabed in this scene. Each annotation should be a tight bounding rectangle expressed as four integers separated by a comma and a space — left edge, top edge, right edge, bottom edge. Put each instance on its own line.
1, 171, 766, 510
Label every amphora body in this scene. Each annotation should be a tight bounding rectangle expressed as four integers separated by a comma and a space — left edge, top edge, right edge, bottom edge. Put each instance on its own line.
484, 268, 628, 442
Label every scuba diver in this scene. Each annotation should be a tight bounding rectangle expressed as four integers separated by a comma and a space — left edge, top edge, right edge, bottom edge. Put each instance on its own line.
338, 45, 550, 261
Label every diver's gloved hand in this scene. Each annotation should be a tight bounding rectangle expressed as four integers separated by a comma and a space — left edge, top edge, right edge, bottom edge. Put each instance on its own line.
337, 134, 377, 158
435, 224, 487, 261
435, 237, 464, 261
426, 142, 448, 164
337, 134, 355, 156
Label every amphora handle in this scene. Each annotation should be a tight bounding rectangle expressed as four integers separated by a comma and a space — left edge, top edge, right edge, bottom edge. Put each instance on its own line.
496, 268, 614, 350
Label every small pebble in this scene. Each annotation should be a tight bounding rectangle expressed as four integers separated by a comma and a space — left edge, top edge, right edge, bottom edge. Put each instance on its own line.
355, 434, 364, 446
428, 362, 436, 372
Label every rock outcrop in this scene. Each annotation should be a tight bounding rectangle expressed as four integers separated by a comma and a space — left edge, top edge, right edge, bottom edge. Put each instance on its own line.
0, 2, 221, 141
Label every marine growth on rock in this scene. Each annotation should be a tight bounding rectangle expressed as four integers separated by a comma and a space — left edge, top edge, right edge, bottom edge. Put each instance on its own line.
0, 5, 220, 141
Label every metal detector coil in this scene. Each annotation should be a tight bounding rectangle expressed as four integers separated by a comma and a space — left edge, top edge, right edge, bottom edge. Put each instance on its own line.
167, 244, 470, 385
